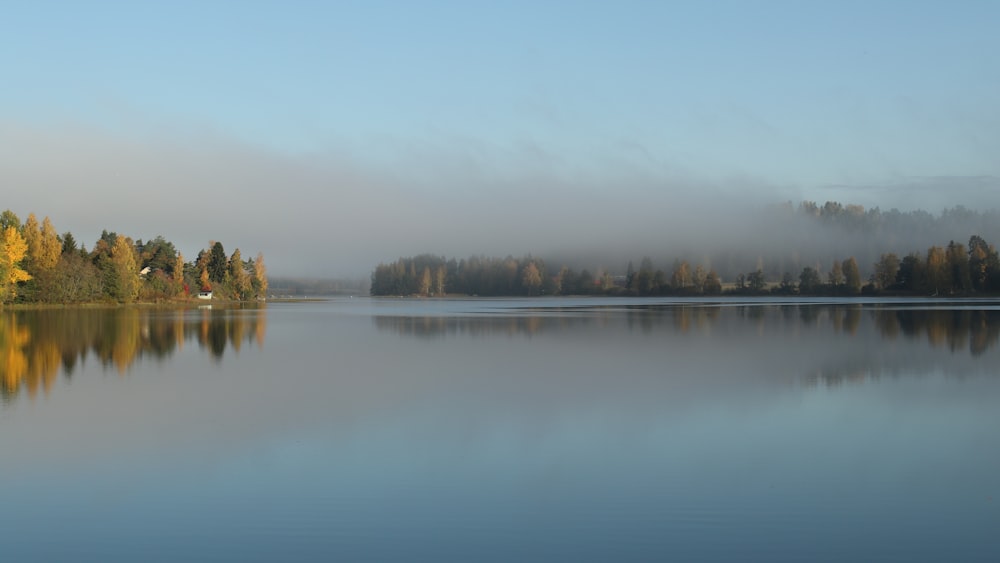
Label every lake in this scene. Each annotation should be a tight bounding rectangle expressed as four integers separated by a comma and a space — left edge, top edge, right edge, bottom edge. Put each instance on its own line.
1, 298, 998, 561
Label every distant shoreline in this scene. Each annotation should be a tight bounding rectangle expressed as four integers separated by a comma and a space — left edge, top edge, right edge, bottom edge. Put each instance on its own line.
8, 293, 1000, 309
0, 297, 266, 310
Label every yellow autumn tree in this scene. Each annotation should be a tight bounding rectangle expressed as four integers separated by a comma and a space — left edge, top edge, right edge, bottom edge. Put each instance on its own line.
196, 247, 211, 291
38, 216, 62, 272
926, 246, 948, 295
0, 226, 32, 303
174, 252, 186, 295
21, 213, 41, 274
14, 214, 60, 301
230, 248, 251, 300
199, 266, 210, 292
521, 262, 542, 296
433, 265, 446, 296
253, 252, 268, 297
108, 234, 140, 303
418, 266, 432, 296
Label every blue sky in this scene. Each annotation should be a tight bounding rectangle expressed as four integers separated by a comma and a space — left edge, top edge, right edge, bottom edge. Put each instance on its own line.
2, 1, 998, 275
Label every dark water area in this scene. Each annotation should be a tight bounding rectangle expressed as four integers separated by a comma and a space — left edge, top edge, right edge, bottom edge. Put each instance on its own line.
1, 298, 998, 561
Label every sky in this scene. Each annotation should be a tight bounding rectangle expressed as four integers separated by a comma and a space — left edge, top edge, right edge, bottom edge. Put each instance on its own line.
2, 0, 999, 276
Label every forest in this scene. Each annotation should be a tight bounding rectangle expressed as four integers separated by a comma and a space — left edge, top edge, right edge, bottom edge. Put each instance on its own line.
370, 201, 1000, 298
0, 210, 268, 305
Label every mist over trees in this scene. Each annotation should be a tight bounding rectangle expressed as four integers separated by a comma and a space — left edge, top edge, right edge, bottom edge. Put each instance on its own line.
371, 201, 1000, 297
0, 210, 268, 305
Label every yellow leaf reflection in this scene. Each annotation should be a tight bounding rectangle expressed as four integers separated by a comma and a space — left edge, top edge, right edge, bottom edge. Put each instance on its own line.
1, 316, 30, 394
1, 306, 266, 405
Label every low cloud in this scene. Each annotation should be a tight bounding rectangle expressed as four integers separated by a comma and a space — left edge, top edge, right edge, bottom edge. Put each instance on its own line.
3, 120, 997, 278
816, 176, 1000, 212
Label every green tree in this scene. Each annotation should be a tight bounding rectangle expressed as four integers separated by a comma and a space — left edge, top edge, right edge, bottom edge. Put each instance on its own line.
799, 266, 822, 294
945, 240, 971, 293
578, 269, 595, 294
896, 253, 924, 292
703, 270, 722, 295
652, 269, 668, 294
61, 232, 78, 255
208, 241, 227, 283
140, 236, 178, 275
747, 269, 766, 292
90, 230, 118, 264
636, 257, 654, 296
0, 210, 20, 231
50, 252, 102, 303
556, 267, 576, 295
777, 272, 795, 294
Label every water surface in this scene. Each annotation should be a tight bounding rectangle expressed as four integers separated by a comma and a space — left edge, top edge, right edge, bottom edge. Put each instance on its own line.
1, 298, 998, 561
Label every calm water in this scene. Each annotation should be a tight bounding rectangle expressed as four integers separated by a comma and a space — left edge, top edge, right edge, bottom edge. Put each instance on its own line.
1, 298, 998, 562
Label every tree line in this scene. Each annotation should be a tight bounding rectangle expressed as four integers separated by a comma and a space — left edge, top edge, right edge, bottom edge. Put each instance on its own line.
369, 254, 724, 297
371, 234, 1000, 297
706, 200, 1000, 283
723, 233, 1000, 297
0, 210, 268, 304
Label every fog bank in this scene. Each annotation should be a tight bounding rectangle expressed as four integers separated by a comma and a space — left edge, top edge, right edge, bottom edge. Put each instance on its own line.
3, 121, 999, 278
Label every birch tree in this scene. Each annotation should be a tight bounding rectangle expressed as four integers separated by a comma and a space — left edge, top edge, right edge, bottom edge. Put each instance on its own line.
253, 252, 268, 297
107, 235, 139, 303
0, 227, 32, 303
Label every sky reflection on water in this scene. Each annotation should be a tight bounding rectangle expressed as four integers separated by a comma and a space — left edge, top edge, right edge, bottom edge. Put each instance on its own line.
1, 299, 998, 562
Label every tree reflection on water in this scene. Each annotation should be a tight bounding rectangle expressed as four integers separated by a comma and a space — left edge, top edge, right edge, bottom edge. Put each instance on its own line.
375, 303, 1000, 353
373, 302, 1000, 387
0, 306, 266, 402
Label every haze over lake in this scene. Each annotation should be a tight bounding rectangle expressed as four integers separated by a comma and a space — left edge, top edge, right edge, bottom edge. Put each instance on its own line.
2, 298, 998, 561
5, 4, 1000, 560
6, 4, 1000, 277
